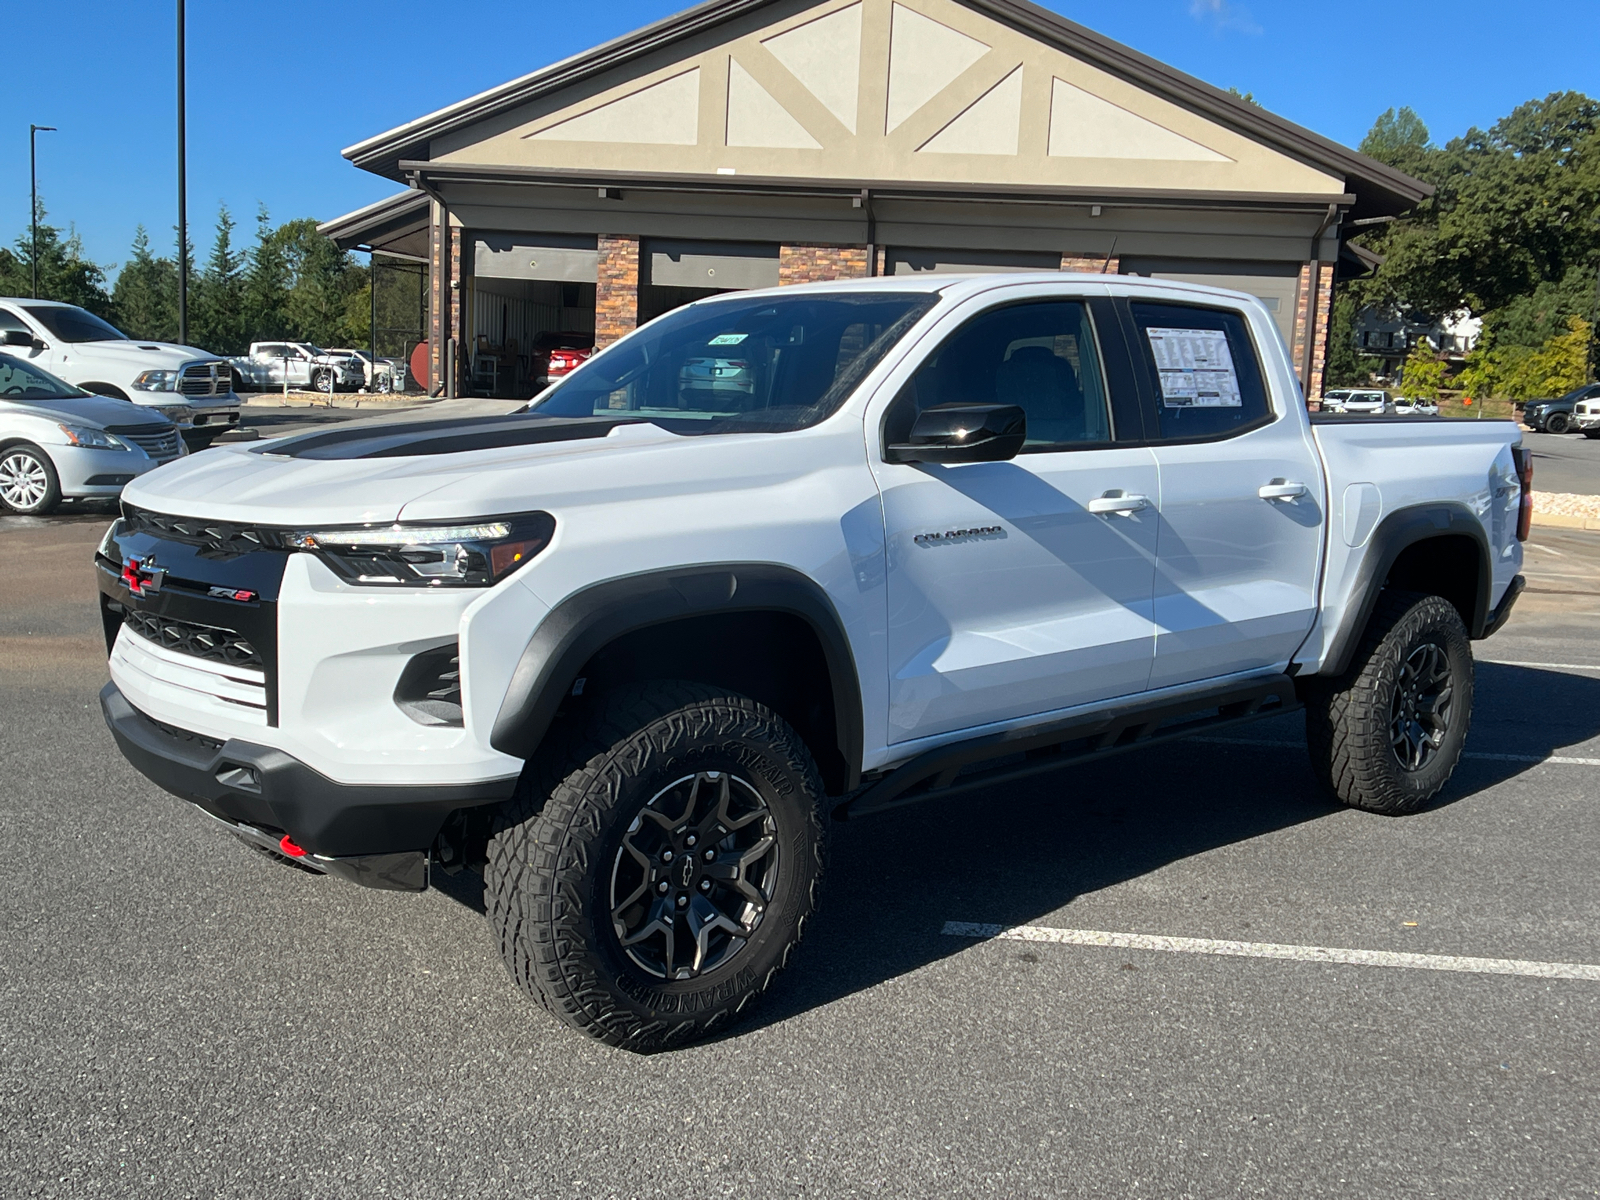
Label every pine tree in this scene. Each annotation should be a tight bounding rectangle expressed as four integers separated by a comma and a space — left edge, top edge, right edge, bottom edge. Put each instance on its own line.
193, 204, 245, 353
111, 226, 178, 341
242, 204, 290, 342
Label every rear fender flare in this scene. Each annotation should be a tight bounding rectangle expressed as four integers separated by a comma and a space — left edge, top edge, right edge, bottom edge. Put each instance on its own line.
489, 564, 864, 789
1322, 502, 1491, 677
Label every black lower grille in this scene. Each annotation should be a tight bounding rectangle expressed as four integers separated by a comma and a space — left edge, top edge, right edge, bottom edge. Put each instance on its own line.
122, 609, 263, 670
394, 644, 463, 727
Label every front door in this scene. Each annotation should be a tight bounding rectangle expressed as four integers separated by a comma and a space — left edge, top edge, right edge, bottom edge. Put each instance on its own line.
1121, 297, 1325, 689
872, 294, 1160, 746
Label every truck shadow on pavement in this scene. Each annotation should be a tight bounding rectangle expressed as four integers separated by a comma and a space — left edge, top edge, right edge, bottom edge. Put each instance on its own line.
426, 662, 1600, 1042
733, 660, 1600, 1038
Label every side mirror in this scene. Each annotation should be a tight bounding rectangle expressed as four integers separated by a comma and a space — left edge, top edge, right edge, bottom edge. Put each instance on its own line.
886, 403, 1026, 464
3, 330, 34, 347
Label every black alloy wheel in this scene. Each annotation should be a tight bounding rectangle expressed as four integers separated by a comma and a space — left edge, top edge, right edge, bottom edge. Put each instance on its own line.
1304, 590, 1474, 815
1389, 640, 1455, 772
610, 770, 779, 981
1546, 411, 1571, 434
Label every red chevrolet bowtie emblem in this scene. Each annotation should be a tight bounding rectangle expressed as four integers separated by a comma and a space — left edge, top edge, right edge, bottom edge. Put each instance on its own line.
121, 557, 166, 596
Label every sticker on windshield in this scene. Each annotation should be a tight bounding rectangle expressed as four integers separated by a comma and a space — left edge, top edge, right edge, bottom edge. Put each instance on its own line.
707, 333, 748, 346
1145, 327, 1243, 408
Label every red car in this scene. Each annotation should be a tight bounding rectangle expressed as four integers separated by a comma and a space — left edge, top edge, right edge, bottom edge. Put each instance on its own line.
532, 332, 594, 387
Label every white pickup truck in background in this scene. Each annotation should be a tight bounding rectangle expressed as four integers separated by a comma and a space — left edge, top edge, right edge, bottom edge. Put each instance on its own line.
97, 274, 1528, 1052
230, 342, 366, 394
0, 298, 241, 449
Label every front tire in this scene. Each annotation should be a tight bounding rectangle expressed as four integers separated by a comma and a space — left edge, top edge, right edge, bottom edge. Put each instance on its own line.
1546, 411, 1571, 434
311, 369, 334, 394
1304, 591, 1473, 815
0, 443, 62, 515
485, 682, 825, 1051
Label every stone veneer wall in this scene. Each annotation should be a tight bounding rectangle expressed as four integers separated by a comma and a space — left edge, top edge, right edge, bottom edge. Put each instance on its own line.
1290, 261, 1335, 402
1059, 253, 1119, 274
778, 244, 872, 285
428, 220, 465, 395
595, 235, 641, 349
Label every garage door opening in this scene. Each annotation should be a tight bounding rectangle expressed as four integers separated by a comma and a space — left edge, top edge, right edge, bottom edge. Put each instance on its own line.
468, 234, 598, 398
639, 240, 779, 324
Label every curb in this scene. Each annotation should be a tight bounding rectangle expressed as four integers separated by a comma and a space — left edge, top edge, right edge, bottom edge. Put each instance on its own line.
1531, 511, 1600, 532
241, 392, 432, 409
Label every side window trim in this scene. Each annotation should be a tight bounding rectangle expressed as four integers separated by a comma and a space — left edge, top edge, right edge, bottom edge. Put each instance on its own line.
1116, 297, 1278, 447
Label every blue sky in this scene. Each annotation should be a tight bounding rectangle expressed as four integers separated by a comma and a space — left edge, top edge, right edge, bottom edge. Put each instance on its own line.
7, 0, 1596, 279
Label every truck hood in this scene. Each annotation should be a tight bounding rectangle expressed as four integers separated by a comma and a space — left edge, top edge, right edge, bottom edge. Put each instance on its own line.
67, 339, 220, 367
119, 414, 683, 525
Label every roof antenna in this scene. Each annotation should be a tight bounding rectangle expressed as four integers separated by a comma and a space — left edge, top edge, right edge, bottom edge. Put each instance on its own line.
1100, 235, 1119, 274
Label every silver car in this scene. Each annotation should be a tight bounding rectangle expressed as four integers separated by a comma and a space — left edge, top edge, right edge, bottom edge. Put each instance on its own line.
0, 352, 183, 515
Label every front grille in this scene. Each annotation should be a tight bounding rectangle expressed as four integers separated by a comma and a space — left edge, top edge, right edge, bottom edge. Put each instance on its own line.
178, 361, 230, 397
121, 609, 263, 669
121, 505, 288, 555
107, 425, 181, 460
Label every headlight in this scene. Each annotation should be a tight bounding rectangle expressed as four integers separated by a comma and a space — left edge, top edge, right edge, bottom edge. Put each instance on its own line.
132, 370, 180, 392
154, 404, 195, 424
287, 512, 555, 587
58, 424, 128, 451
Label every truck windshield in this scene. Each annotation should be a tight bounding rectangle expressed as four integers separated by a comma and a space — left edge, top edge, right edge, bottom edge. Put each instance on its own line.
21, 305, 129, 343
530, 291, 939, 434
0, 352, 91, 399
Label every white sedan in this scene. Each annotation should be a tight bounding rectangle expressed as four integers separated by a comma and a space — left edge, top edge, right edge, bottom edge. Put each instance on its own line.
0, 352, 183, 515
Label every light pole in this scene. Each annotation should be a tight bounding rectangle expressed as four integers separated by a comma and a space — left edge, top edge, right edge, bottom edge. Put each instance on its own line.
176, 0, 188, 346
29, 124, 57, 299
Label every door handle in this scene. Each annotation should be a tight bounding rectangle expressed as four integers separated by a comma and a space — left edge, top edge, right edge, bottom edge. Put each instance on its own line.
1258, 481, 1308, 501
1088, 492, 1151, 516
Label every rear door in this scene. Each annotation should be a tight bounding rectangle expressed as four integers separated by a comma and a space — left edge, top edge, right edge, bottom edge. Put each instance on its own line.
870, 287, 1161, 745
1121, 297, 1325, 689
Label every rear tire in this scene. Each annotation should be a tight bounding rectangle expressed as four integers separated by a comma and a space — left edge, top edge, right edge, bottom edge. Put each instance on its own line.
1304, 591, 1473, 815
0, 443, 62, 515
485, 681, 825, 1051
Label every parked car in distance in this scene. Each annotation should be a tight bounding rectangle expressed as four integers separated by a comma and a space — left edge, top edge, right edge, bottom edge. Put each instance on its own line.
0, 352, 183, 515
1521, 383, 1600, 434
0, 298, 240, 449
1393, 396, 1440, 416
323, 348, 409, 393
1573, 393, 1600, 437
1322, 388, 1390, 414
231, 343, 366, 394
530, 332, 594, 387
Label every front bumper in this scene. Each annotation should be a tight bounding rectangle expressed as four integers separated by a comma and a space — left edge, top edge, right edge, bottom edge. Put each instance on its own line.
102, 682, 518, 890
54, 444, 165, 497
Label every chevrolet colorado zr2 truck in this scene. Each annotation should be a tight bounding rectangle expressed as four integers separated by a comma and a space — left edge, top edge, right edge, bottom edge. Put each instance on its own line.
96, 274, 1529, 1050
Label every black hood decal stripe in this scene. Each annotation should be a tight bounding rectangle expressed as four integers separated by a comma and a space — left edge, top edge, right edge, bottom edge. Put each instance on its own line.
252, 414, 645, 460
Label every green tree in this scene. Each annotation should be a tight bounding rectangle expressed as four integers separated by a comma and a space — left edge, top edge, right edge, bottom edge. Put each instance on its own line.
111, 226, 178, 341
192, 205, 246, 353
0, 200, 114, 315
1399, 346, 1447, 399
242, 205, 291, 342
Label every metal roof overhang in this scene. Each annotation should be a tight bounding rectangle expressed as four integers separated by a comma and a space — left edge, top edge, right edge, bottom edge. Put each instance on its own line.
318, 191, 431, 260
402, 160, 1358, 216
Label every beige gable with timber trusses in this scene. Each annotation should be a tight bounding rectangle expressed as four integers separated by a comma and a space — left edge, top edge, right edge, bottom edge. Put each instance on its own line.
429, 0, 1345, 196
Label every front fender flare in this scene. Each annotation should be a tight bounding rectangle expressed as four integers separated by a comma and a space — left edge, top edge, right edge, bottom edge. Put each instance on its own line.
490, 564, 864, 789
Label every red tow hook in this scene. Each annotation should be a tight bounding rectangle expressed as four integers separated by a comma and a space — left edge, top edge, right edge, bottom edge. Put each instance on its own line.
278, 834, 308, 858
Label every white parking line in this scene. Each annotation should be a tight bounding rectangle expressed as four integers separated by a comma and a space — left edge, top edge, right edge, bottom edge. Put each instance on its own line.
941, 922, 1600, 981
1191, 735, 1600, 766
1480, 659, 1600, 671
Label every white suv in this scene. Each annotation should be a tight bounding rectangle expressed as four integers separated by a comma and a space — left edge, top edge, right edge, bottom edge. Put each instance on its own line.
1322, 388, 1390, 414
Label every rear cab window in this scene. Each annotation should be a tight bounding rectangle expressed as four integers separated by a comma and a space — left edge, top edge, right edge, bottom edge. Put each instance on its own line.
1126, 300, 1272, 442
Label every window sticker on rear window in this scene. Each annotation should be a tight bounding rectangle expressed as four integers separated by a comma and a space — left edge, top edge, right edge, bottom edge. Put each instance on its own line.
707, 333, 748, 346
1145, 327, 1242, 408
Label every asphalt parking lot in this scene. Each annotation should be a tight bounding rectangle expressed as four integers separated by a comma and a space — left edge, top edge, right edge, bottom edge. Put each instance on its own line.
3, 478, 1599, 1197
1521, 428, 1600, 495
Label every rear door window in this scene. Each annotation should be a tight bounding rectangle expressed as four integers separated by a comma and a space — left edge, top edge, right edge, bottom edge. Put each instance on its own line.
1127, 301, 1272, 441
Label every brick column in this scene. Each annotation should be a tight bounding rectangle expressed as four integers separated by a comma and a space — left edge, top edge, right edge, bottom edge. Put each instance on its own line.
427, 218, 465, 395
778, 244, 871, 285
1290, 262, 1314, 390
595, 235, 640, 349
1307, 262, 1335, 402
1060, 252, 1118, 274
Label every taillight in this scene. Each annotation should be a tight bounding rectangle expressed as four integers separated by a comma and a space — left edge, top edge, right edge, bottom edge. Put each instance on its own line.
1512, 445, 1533, 541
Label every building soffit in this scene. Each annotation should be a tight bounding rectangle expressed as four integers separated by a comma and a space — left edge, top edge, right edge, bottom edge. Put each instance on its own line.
345, 0, 1429, 220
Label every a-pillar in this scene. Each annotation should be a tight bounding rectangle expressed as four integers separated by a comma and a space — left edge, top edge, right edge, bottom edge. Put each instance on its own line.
595, 235, 641, 350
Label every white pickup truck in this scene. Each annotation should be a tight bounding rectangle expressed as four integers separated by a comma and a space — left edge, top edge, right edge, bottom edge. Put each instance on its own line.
95, 274, 1528, 1050
231, 342, 366, 394
0, 298, 241, 449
